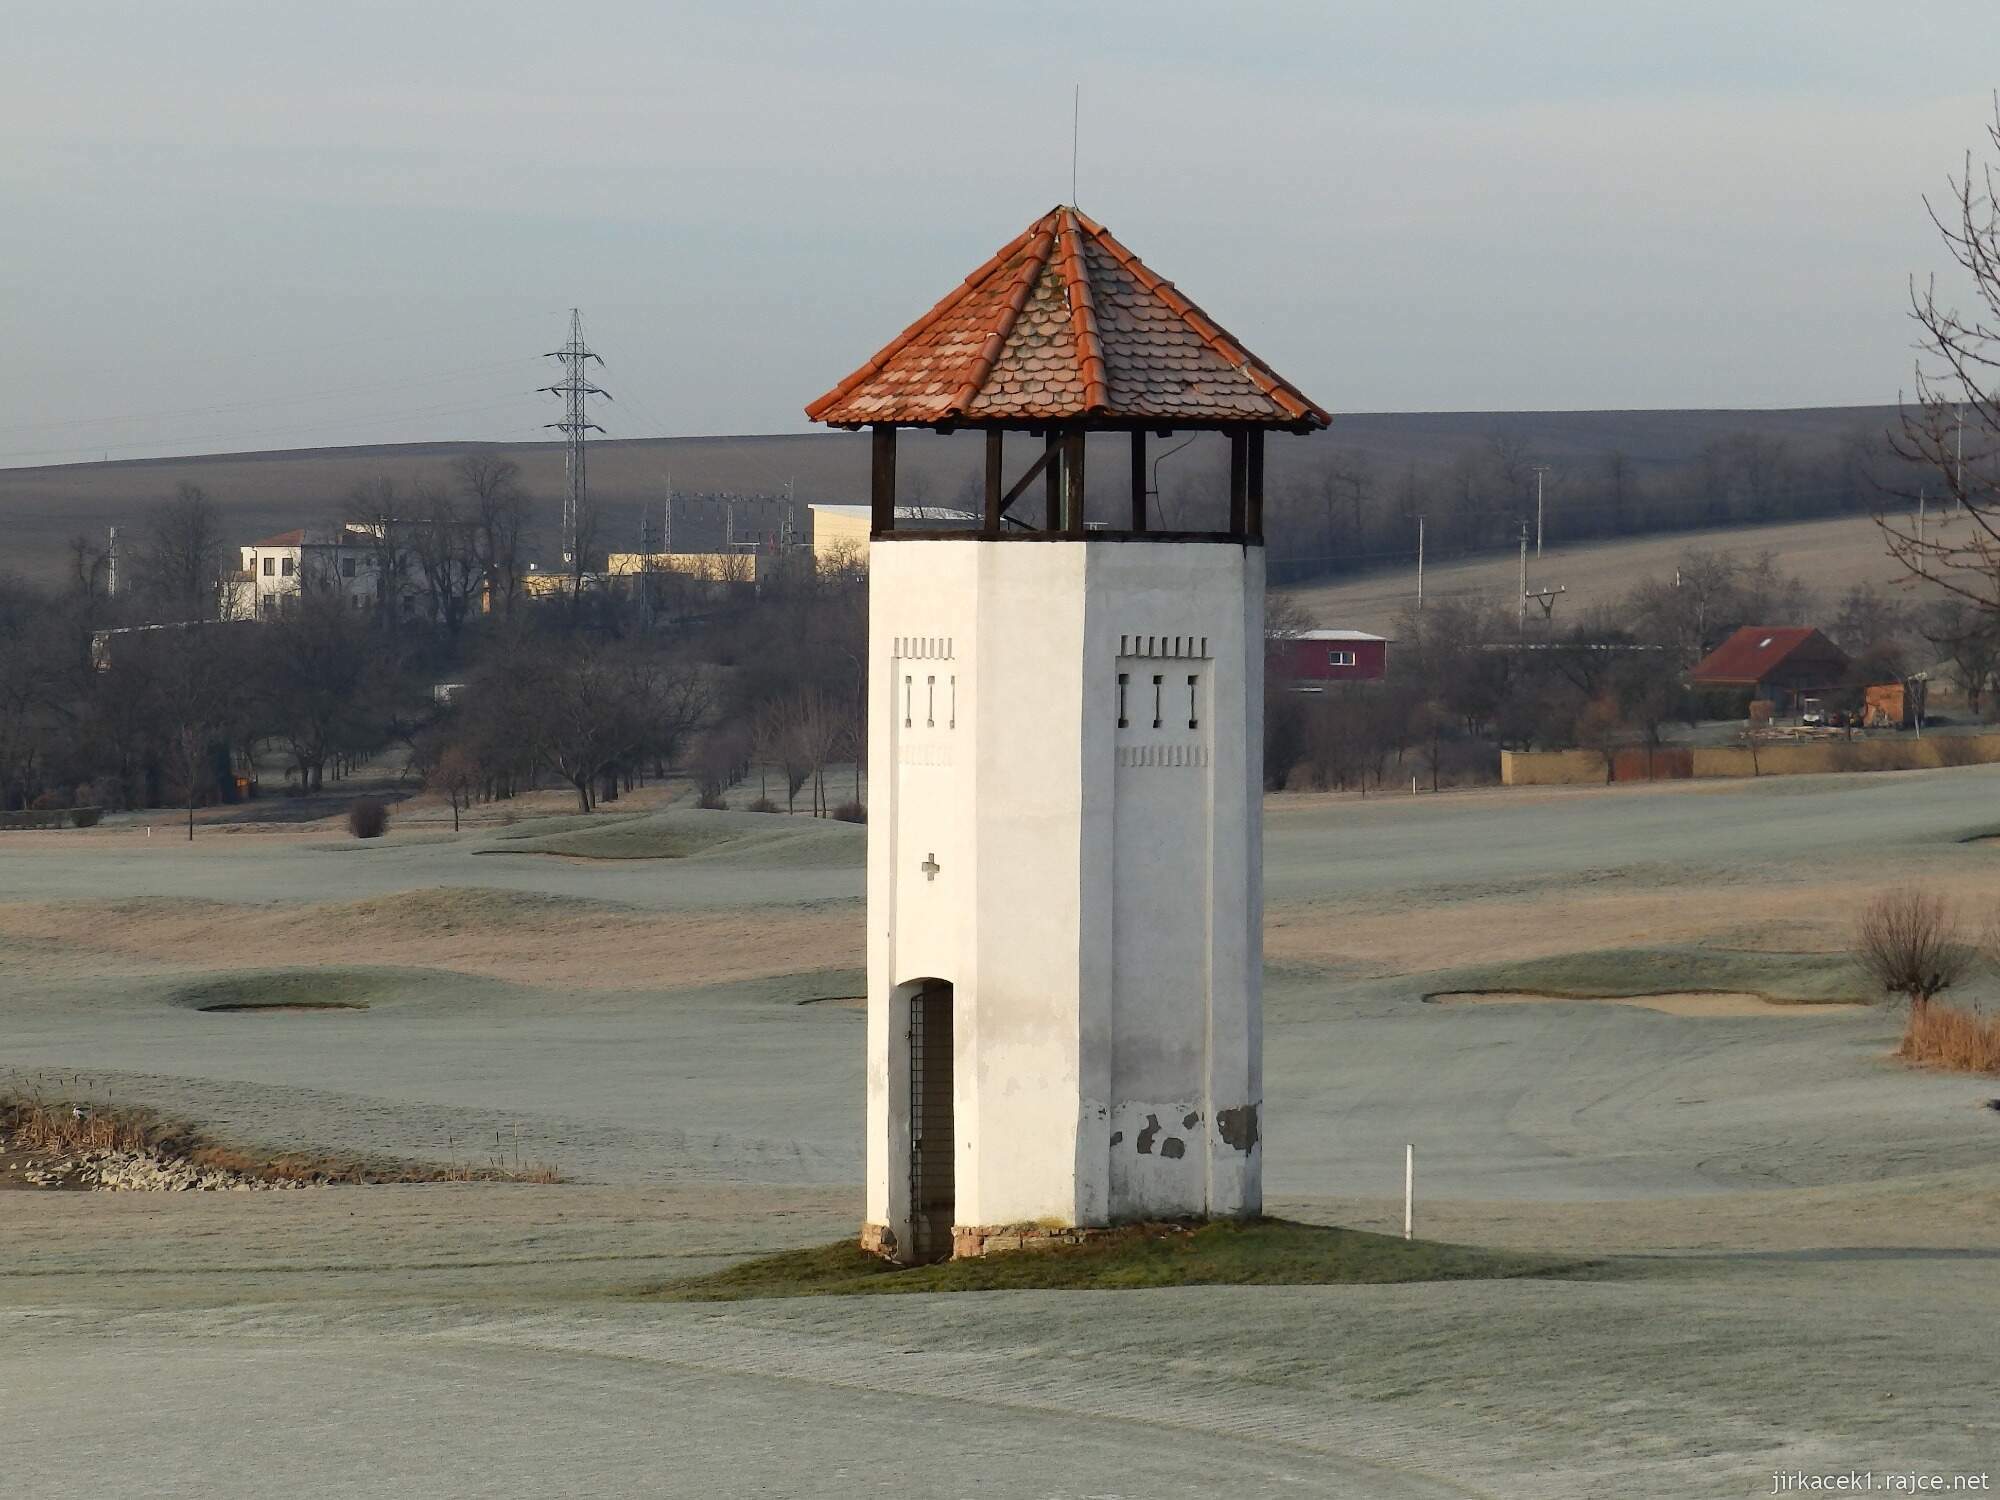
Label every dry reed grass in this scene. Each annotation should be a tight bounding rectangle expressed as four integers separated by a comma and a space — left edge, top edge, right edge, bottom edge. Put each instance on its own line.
2, 1089, 562, 1185
1898, 1002, 2000, 1075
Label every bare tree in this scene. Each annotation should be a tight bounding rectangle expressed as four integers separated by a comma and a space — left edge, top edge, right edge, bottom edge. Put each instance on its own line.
1573, 695, 1626, 784
346, 479, 419, 630
256, 587, 371, 792
756, 686, 844, 815
65, 534, 112, 609
1881, 100, 2000, 618
456, 453, 530, 617
431, 742, 481, 832
406, 482, 482, 635
754, 698, 813, 812
1852, 887, 1975, 1012
1919, 598, 2000, 716
131, 484, 231, 621
153, 626, 229, 839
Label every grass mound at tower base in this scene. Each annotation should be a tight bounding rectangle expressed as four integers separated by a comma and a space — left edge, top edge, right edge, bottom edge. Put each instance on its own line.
644, 1218, 1605, 1300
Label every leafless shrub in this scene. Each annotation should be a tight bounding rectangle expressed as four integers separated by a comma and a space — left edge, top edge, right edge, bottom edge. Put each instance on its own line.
831, 800, 866, 823
1853, 887, 1975, 1010
347, 797, 389, 839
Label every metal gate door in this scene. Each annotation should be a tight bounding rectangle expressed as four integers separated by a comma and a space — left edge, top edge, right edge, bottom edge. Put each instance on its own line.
908, 982, 955, 1262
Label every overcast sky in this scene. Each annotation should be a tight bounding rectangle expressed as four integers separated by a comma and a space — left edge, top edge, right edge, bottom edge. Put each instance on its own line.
2, 1, 1996, 466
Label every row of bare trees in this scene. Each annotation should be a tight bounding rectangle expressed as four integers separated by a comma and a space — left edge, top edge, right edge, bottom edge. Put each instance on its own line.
405, 536, 868, 818
1260, 538, 1991, 794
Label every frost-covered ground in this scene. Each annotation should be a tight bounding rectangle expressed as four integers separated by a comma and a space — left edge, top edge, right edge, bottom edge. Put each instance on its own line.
2, 771, 1997, 1498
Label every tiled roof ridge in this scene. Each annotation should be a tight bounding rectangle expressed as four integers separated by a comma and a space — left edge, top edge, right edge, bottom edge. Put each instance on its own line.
1072, 208, 1323, 426
1055, 207, 1110, 414
804, 221, 1046, 423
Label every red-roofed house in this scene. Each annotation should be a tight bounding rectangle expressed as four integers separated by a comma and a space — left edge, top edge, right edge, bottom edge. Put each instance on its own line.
1689, 627, 1850, 714
235, 524, 420, 619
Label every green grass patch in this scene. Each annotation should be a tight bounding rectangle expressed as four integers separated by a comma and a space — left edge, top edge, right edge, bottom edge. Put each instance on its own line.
643, 1219, 1602, 1301
483, 808, 864, 863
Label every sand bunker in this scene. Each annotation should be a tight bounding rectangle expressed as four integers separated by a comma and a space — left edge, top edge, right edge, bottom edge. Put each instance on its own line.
1427, 990, 1866, 1017
196, 1001, 368, 1013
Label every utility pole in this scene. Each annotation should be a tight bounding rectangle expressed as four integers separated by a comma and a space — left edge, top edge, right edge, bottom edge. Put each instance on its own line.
1531, 465, 1550, 557
541, 308, 609, 568
1956, 405, 1964, 504
105, 525, 119, 598
664, 470, 673, 554
1919, 487, 1926, 548
1415, 514, 1425, 611
1518, 522, 1528, 631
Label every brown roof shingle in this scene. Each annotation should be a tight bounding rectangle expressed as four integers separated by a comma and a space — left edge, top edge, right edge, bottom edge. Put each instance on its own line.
807, 206, 1330, 431
1690, 627, 1850, 686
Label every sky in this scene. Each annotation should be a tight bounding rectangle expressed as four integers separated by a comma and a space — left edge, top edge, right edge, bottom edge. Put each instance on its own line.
2, 0, 1996, 466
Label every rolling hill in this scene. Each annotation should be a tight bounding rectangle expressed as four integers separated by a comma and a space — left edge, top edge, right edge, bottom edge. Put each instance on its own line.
1288, 509, 1934, 638
0, 404, 1902, 586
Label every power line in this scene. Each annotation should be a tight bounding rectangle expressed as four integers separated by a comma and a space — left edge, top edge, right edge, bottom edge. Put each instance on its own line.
0, 392, 542, 466
0, 355, 543, 439
541, 309, 609, 567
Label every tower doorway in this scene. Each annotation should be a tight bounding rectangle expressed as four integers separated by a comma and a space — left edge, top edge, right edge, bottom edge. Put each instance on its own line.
907, 979, 955, 1262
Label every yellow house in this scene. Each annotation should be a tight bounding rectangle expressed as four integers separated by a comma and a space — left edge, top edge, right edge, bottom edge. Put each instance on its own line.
604, 550, 762, 584
809, 503, 976, 564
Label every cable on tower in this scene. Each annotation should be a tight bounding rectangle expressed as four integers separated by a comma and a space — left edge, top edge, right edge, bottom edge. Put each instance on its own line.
540, 309, 610, 567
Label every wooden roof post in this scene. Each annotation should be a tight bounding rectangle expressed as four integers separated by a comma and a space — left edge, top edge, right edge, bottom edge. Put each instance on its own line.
1129, 431, 1148, 532
1228, 428, 1249, 536
1044, 430, 1061, 531
1063, 430, 1087, 535
1246, 428, 1265, 542
983, 430, 1004, 536
870, 424, 897, 536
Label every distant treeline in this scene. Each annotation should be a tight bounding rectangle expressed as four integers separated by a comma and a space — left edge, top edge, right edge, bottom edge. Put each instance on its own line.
1252, 421, 1915, 587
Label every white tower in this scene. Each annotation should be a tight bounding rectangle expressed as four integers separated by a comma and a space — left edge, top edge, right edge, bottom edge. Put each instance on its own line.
807, 206, 1331, 1262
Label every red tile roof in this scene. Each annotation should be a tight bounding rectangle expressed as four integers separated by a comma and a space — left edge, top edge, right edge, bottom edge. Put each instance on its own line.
806, 206, 1331, 431
1690, 627, 1848, 685
249, 529, 306, 548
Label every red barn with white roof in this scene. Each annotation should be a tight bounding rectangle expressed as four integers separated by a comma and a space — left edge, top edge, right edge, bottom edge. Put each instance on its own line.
1274, 629, 1389, 685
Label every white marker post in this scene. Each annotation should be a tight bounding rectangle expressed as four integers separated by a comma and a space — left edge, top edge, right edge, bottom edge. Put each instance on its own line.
1404, 1144, 1414, 1240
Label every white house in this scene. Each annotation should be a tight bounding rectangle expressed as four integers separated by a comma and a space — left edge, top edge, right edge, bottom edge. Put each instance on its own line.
233, 525, 421, 619
807, 204, 1331, 1262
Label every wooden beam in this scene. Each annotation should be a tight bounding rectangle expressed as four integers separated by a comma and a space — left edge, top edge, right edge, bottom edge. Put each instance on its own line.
1129, 431, 1147, 532
1227, 428, 1248, 535
996, 443, 1057, 518
871, 425, 897, 536
983, 430, 1004, 535
1044, 430, 1061, 531
1246, 428, 1265, 541
1063, 431, 1087, 535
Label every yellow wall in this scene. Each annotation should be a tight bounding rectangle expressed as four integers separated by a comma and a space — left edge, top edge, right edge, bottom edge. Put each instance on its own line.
1503, 735, 2000, 786
604, 551, 761, 583
811, 509, 871, 563
1499, 749, 1609, 785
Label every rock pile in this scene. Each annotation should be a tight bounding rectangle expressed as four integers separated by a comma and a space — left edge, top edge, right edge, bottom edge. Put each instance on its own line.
20, 1146, 305, 1192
